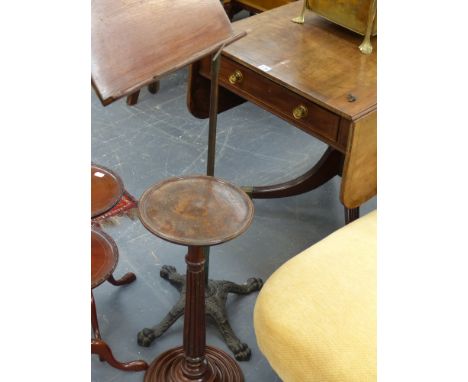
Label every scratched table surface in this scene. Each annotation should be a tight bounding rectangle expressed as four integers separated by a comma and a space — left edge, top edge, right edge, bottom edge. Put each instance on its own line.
91, 65, 376, 381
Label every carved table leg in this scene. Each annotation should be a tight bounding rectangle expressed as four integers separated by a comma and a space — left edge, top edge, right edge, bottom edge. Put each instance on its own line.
243, 146, 344, 199
138, 265, 261, 361
92, 339, 148, 372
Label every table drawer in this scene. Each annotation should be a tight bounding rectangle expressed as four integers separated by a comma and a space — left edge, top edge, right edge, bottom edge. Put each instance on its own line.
200, 56, 341, 144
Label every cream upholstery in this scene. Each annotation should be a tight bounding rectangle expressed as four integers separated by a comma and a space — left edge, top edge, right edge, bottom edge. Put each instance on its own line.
254, 210, 376, 382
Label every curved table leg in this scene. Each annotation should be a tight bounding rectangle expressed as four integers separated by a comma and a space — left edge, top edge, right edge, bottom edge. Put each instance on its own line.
243, 146, 344, 199
92, 339, 148, 372
108, 272, 136, 286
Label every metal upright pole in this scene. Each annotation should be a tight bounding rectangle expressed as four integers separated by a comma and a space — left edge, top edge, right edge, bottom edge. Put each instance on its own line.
207, 52, 221, 176
204, 50, 222, 284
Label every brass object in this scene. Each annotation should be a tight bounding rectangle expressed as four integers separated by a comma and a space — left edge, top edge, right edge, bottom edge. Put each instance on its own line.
229, 69, 244, 84
293, 104, 308, 120
358, 0, 376, 54
241, 185, 254, 196
292, 0, 377, 55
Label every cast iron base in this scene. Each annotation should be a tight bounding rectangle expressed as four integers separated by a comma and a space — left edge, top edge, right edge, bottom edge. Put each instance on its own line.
144, 345, 244, 382
138, 265, 263, 361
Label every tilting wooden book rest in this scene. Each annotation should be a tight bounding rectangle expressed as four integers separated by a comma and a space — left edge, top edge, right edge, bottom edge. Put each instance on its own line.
91, 0, 261, 378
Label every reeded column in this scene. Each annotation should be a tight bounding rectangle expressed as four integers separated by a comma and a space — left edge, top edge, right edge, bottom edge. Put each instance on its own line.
181, 246, 212, 380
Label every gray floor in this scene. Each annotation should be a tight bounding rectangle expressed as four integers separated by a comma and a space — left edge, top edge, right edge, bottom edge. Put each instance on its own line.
91, 68, 376, 382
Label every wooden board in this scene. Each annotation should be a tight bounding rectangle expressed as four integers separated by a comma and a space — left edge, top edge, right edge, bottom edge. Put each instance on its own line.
92, 0, 238, 105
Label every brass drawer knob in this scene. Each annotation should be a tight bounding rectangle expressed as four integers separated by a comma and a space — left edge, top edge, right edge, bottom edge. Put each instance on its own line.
229, 70, 243, 85
293, 105, 308, 120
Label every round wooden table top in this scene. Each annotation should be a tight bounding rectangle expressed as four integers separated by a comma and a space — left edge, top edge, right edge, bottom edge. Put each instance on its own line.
139, 175, 254, 247
91, 164, 124, 218
91, 228, 119, 289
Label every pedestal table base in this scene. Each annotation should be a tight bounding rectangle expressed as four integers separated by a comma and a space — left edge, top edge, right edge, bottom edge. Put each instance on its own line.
138, 265, 263, 361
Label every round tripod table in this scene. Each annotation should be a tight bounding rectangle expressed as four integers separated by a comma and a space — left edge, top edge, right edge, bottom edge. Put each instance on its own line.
139, 175, 254, 382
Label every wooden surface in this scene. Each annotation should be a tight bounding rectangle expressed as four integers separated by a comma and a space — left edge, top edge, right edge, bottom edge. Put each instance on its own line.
340, 111, 377, 209
188, 2, 377, 210
91, 229, 118, 289
92, 0, 239, 105
91, 164, 124, 218
224, 2, 376, 120
195, 55, 345, 150
138, 176, 254, 247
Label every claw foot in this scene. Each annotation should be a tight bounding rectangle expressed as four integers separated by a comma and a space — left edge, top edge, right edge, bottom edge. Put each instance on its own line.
137, 328, 156, 347
232, 342, 251, 361
160, 265, 177, 279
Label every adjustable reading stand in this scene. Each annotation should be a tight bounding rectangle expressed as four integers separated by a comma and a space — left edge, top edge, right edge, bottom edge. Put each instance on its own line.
92, 0, 262, 367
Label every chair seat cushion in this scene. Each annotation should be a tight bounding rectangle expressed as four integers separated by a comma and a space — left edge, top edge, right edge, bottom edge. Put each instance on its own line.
254, 211, 376, 382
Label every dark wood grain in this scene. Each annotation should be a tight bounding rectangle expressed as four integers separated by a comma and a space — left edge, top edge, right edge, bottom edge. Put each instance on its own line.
92, 0, 240, 105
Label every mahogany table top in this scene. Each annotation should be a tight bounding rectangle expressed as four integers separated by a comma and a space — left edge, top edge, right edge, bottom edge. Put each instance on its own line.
91, 164, 124, 218
91, 229, 119, 289
224, 2, 377, 120
92, 0, 240, 105
138, 176, 254, 247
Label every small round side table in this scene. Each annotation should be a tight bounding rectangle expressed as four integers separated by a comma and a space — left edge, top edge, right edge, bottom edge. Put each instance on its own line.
139, 175, 254, 382
91, 164, 147, 372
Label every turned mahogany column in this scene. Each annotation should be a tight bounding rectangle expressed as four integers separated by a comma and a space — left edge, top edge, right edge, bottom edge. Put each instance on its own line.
180, 246, 211, 380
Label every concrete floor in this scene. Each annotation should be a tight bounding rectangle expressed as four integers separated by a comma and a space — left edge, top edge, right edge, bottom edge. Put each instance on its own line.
91, 68, 376, 382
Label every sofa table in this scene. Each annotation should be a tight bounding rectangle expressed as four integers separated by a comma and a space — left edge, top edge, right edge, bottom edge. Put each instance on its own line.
188, 2, 377, 223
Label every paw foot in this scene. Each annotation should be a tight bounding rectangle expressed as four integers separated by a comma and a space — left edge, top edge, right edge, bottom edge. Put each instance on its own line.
160, 265, 177, 279
137, 328, 156, 347
247, 277, 263, 291
232, 342, 251, 361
